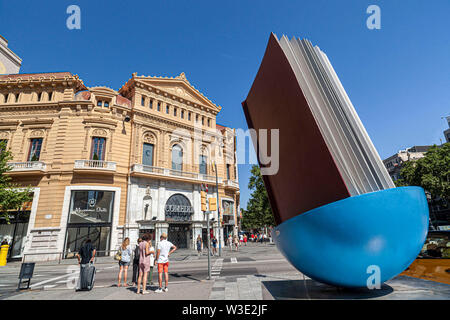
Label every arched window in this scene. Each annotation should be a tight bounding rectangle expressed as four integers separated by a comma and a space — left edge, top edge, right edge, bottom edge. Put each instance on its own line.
171, 144, 183, 171
165, 194, 193, 222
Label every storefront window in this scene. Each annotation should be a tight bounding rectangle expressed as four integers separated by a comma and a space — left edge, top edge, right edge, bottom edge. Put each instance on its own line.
65, 190, 115, 258
222, 200, 234, 216
68, 191, 114, 224
0, 210, 31, 260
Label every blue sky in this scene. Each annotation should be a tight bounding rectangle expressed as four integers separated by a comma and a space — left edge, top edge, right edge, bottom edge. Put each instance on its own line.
1, 0, 449, 209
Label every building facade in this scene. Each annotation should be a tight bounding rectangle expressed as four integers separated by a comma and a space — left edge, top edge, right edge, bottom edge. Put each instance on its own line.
0, 71, 239, 261
0, 35, 22, 75
444, 116, 450, 143
383, 146, 431, 181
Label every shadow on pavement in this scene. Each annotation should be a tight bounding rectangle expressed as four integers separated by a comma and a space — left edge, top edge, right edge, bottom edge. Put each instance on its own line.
262, 279, 394, 300
170, 273, 201, 282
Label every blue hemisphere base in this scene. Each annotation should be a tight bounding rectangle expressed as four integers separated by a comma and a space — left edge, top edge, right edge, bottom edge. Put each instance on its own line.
272, 186, 429, 288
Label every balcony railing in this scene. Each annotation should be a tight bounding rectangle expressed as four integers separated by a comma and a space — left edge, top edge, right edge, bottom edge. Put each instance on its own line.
224, 179, 240, 189
74, 160, 116, 171
131, 164, 222, 184
8, 161, 46, 172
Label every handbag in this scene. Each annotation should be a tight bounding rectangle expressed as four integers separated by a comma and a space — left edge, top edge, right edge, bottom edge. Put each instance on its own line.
114, 247, 122, 261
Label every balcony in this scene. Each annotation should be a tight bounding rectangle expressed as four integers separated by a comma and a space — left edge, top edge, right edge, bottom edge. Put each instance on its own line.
73, 160, 116, 174
131, 164, 222, 184
223, 179, 240, 189
7, 161, 47, 174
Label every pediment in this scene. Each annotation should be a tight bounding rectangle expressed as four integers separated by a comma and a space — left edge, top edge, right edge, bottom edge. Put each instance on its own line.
134, 75, 221, 112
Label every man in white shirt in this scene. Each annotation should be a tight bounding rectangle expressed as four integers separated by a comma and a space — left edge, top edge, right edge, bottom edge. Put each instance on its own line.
155, 233, 177, 293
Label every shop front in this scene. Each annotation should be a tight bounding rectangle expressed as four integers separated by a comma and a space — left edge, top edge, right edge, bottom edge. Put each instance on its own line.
63, 190, 115, 258
222, 199, 236, 237
165, 193, 194, 249
0, 209, 30, 261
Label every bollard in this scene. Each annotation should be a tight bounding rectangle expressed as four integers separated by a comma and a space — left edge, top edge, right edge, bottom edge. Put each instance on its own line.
0, 245, 9, 266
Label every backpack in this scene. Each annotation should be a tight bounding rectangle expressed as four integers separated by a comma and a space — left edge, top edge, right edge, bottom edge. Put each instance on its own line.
134, 244, 140, 261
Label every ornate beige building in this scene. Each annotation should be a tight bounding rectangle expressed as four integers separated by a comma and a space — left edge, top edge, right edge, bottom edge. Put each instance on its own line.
0, 71, 239, 261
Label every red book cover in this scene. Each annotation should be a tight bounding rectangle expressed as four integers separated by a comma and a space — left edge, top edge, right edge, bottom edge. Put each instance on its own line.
242, 33, 351, 225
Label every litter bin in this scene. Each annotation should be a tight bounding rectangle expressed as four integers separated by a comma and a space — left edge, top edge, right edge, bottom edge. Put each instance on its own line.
0, 245, 9, 266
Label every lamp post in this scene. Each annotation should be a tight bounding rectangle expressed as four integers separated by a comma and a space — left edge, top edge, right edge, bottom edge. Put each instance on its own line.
202, 184, 211, 280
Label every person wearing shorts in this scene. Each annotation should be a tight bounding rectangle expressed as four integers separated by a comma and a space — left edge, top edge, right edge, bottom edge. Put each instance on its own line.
155, 233, 177, 293
117, 237, 131, 287
211, 236, 217, 256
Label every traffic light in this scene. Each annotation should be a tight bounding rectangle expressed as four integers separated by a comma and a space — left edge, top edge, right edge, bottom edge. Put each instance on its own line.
201, 191, 207, 212
209, 197, 217, 211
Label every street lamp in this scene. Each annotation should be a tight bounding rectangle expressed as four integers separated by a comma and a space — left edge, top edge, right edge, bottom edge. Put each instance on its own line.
211, 161, 222, 257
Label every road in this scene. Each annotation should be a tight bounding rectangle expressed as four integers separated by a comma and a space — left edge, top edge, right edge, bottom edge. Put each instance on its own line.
0, 242, 295, 299
1, 242, 449, 300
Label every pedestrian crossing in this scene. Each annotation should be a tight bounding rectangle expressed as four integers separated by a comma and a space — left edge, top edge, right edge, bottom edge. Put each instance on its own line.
211, 258, 223, 279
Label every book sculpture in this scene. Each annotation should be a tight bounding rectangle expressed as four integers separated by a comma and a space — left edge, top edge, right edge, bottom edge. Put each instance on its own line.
242, 33, 429, 287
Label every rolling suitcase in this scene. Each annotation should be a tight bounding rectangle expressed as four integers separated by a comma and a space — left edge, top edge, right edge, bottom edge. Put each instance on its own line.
76, 262, 96, 291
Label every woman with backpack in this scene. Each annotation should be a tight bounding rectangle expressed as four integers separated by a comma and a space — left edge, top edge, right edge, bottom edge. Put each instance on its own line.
131, 238, 142, 286
117, 237, 132, 287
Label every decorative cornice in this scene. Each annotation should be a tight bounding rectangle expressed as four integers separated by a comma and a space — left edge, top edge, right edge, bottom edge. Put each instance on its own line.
21, 118, 54, 126
0, 72, 87, 92
82, 117, 118, 127
0, 119, 20, 127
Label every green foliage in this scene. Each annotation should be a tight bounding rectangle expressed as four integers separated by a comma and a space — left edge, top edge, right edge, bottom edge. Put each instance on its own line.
92, 153, 99, 161
241, 165, 275, 230
0, 140, 33, 223
395, 143, 450, 201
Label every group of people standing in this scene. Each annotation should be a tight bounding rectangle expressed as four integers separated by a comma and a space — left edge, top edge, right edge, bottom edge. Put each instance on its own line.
196, 235, 218, 257
227, 234, 247, 251
249, 233, 270, 243
116, 232, 177, 294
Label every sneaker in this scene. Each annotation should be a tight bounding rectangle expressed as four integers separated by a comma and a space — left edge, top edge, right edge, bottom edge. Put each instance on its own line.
155, 288, 163, 293
142, 290, 150, 295
163, 287, 168, 292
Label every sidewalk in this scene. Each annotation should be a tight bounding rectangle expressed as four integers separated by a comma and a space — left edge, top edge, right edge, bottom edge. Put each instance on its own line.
5, 280, 214, 300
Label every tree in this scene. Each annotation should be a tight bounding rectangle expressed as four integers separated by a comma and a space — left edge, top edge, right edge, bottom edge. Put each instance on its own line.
0, 140, 33, 223
241, 165, 275, 230
395, 143, 450, 202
